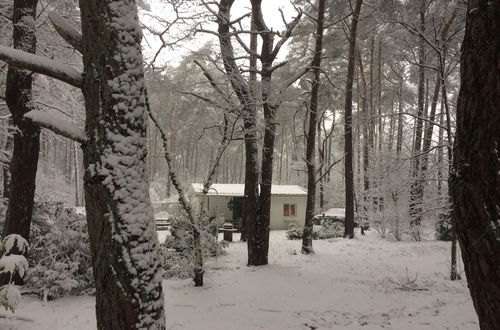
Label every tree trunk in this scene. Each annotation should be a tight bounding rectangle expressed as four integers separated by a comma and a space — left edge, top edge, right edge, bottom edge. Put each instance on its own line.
343, 0, 364, 239
377, 40, 383, 152
2, 0, 39, 245
79, 0, 165, 328
216, 0, 259, 246
301, 0, 326, 255
356, 49, 370, 223
73, 141, 80, 206
450, 0, 500, 328
2, 125, 12, 199
396, 78, 404, 155
408, 0, 427, 240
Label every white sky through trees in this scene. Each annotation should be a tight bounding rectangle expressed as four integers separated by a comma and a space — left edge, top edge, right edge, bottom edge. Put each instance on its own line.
140, 0, 296, 67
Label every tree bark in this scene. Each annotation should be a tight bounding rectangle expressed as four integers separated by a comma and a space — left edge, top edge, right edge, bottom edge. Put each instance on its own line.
408, 0, 427, 240
2, 124, 12, 200
343, 0, 364, 239
356, 49, 370, 223
450, 0, 500, 328
301, 0, 326, 255
2, 0, 39, 245
215, 0, 259, 248
79, 0, 165, 328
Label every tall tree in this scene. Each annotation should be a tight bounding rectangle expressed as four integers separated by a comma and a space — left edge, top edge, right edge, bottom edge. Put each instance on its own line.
343, 0, 363, 239
0, 0, 166, 327
450, 0, 499, 328
2, 0, 39, 246
408, 0, 427, 240
301, 0, 327, 255
249, 0, 303, 265
211, 0, 305, 265
213, 0, 260, 261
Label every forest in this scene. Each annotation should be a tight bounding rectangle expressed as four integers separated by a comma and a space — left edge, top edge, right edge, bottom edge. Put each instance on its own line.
0, 0, 498, 329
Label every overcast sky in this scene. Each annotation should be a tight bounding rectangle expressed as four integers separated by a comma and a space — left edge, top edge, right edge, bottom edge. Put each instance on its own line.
141, 0, 297, 67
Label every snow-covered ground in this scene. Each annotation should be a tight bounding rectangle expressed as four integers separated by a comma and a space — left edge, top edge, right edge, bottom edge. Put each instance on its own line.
1, 230, 478, 330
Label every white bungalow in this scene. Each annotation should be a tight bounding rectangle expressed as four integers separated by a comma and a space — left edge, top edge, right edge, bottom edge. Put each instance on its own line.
190, 183, 307, 230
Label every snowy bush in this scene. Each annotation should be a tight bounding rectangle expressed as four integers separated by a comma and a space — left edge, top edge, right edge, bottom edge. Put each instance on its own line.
25, 202, 93, 300
0, 234, 29, 312
316, 221, 344, 239
161, 214, 227, 279
286, 221, 343, 240
286, 224, 303, 240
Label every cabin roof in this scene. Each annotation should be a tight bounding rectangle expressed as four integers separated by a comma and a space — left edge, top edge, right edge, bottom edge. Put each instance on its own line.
191, 183, 307, 197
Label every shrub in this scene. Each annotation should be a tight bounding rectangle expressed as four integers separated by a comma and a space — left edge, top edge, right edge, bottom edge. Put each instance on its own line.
161, 214, 228, 279
286, 221, 344, 240
0, 234, 29, 312
286, 224, 303, 240
25, 200, 93, 300
316, 221, 344, 239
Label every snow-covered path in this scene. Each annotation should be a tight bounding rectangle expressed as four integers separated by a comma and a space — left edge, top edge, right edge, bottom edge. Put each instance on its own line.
1, 230, 478, 329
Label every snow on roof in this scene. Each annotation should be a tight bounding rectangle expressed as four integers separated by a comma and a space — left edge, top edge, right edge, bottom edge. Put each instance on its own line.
191, 183, 307, 196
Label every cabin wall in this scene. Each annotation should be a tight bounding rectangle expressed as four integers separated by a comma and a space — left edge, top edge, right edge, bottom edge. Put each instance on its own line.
270, 196, 307, 230
207, 195, 233, 221
193, 194, 307, 230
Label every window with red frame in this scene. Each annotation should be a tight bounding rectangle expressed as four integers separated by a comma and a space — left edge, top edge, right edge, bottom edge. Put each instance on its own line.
284, 203, 296, 216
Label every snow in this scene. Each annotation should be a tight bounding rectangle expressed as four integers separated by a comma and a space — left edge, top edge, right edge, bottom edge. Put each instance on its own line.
3, 235, 29, 256
0, 45, 83, 88
191, 183, 308, 196
0, 230, 478, 330
0, 255, 29, 279
84, 0, 165, 328
318, 207, 346, 218
0, 284, 21, 312
24, 110, 87, 143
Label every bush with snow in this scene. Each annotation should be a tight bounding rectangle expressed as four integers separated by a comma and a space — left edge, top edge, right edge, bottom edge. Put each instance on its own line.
286, 221, 343, 240
316, 220, 344, 239
0, 234, 29, 312
286, 224, 305, 240
161, 214, 227, 279
25, 200, 93, 300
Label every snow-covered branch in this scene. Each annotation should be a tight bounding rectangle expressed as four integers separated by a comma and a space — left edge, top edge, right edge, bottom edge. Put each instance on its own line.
24, 110, 86, 143
48, 12, 83, 53
0, 46, 83, 88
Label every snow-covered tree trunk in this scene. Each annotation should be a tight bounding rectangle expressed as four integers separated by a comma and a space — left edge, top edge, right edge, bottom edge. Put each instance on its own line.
2, 0, 39, 247
79, 0, 165, 328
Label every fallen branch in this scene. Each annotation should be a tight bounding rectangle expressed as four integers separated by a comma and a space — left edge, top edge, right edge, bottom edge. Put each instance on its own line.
388, 268, 429, 291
